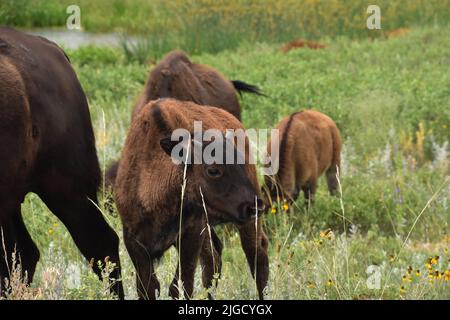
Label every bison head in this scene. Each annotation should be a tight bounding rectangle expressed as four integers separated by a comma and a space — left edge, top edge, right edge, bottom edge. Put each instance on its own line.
159, 131, 265, 225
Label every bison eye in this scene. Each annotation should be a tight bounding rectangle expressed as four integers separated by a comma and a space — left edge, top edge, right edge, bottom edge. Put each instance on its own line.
206, 166, 222, 178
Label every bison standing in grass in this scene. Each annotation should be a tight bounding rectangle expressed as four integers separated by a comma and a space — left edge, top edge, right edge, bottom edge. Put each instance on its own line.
115, 99, 269, 299
107, 50, 268, 299
263, 110, 342, 206
0, 27, 123, 298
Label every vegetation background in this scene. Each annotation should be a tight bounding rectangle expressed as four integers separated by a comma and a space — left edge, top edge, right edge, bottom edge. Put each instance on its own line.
0, 0, 449, 299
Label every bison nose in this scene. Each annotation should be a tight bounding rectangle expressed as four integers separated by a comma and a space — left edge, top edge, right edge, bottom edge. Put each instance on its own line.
243, 198, 266, 219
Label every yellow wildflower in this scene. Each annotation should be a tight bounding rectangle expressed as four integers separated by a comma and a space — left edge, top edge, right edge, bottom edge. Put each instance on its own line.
430, 256, 439, 265
282, 202, 289, 211
48, 228, 54, 235
399, 286, 406, 294
434, 271, 442, 280
326, 279, 334, 287
320, 229, 333, 240
444, 270, 450, 281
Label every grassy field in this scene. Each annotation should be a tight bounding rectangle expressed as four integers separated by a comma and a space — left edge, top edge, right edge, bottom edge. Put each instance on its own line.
1, 2, 449, 300
2, 0, 450, 56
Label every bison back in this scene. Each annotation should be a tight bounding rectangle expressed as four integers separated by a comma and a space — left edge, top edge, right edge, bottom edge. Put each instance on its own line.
0, 27, 101, 194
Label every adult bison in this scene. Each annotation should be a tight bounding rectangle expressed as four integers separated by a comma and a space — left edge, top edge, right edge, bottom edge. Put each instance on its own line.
263, 110, 342, 206
115, 99, 269, 299
0, 28, 123, 298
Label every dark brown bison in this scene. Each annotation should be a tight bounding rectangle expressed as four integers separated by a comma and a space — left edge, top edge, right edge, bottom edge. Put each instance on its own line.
115, 99, 269, 299
263, 110, 342, 206
0, 28, 123, 298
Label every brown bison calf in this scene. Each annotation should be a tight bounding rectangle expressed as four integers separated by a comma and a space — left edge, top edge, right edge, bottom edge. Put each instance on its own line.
264, 110, 342, 205
106, 49, 263, 186
0, 28, 123, 298
115, 99, 269, 299
132, 49, 263, 121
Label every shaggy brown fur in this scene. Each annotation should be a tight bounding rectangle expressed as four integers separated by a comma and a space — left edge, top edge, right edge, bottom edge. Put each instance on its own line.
105, 50, 263, 188
0, 28, 123, 298
264, 110, 342, 205
281, 39, 327, 53
131, 49, 263, 121
115, 99, 269, 299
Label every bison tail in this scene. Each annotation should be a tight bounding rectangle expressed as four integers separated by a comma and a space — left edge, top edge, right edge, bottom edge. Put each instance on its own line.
231, 80, 266, 97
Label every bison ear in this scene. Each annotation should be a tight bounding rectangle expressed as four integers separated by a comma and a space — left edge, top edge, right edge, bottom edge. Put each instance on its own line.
160, 136, 179, 156
160, 132, 195, 164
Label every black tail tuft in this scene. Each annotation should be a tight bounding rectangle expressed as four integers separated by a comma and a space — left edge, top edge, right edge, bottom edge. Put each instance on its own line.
231, 80, 266, 97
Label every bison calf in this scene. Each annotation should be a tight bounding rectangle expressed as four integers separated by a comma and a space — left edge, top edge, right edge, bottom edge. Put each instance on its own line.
263, 110, 342, 206
106, 50, 263, 188
115, 99, 269, 299
132, 49, 263, 121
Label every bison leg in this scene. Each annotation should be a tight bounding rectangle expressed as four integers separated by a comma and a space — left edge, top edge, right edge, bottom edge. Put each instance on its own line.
326, 164, 340, 196
0, 203, 40, 295
105, 160, 120, 190
38, 192, 124, 299
169, 222, 205, 300
237, 221, 269, 299
11, 210, 40, 281
199, 227, 223, 299
302, 179, 317, 208
123, 230, 159, 300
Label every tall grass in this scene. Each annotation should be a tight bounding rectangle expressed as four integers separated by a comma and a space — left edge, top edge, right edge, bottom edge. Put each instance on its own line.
2, 0, 450, 58
0, 0, 65, 28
